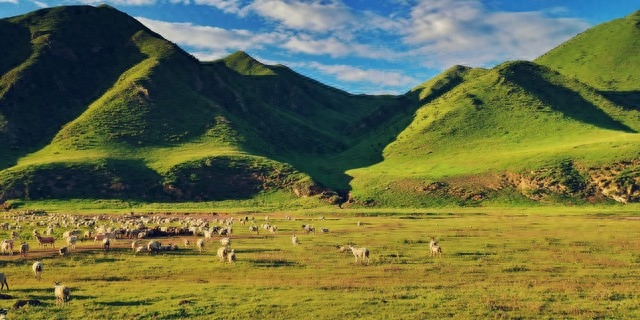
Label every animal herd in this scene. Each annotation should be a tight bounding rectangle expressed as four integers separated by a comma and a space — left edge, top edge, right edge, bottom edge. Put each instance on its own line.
0, 211, 446, 316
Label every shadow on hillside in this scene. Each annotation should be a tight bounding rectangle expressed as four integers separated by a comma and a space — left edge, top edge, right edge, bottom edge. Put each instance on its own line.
599, 90, 640, 111
507, 69, 636, 133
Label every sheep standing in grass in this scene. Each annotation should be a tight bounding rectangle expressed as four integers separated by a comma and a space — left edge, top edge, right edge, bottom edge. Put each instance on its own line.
429, 238, 442, 257
33, 261, 43, 280
66, 235, 77, 252
217, 246, 228, 262
249, 226, 259, 235
102, 238, 110, 252
131, 240, 138, 252
220, 237, 231, 247
58, 246, 68, 257
291, 235, 299, 246
196, 238, 205, 252
227, 249, 236, 263
20, 242, 29, 257
1, 240, 13, 255
348, 244, 370, 264
0, 273, 8, 290
54, 282, 70, 305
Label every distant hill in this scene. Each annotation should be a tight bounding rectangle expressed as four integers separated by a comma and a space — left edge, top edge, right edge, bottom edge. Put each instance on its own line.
1, 5, 639, 207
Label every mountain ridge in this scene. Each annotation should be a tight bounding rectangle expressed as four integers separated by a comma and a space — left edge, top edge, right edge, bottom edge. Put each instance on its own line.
1, 5, 640, 207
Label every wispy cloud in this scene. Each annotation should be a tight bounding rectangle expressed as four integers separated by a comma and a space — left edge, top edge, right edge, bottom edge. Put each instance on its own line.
78, 0, 157, 5
402, 0, 589, 67
135, 17, 284, 59
304, 61, 419, 88
247, 0, 354, 32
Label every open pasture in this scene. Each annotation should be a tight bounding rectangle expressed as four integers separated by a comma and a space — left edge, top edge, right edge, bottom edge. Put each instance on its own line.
0, 209, 640, 319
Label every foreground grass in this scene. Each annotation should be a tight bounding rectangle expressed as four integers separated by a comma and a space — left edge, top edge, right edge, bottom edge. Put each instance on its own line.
1, 207, 640, 319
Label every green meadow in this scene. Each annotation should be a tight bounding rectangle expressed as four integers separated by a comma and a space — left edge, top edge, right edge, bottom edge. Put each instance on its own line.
1, 206, 640, 319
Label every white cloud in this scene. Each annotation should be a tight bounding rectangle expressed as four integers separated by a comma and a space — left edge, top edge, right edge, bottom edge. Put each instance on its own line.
136, 17, 283, 58
77, 0, 157, 5
402, 0, 590, 68
192, 0, 245, 14
0, 0, 18, 3
248, 0, 353, 32
282, 34, 404, 60
305, 62, 419, 88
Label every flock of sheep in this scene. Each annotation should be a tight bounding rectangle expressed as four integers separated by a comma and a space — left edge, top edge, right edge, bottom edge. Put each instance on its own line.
0, 211, 444, 316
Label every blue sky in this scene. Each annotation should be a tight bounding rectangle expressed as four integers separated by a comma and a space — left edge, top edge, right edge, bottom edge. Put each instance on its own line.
1, 1, 639, 94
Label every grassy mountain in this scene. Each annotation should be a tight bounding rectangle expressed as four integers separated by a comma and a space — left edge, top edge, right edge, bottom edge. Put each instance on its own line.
1, 5, 639, 207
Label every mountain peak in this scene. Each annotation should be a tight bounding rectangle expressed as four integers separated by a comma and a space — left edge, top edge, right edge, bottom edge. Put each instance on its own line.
220, 51, 276, 76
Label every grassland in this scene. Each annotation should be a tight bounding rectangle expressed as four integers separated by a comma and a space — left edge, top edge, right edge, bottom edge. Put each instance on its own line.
1, 206, 640, 319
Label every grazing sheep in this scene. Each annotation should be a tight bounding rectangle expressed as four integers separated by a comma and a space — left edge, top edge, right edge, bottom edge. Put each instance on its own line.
134, 246, 149, 254
429, 238, 442, 257
196, 238, 205, 252
35, 235, 55, 248
227, 249, 236, 263
348, 244, 370, 264
102, 238, 110, 251
147, 240, 161, 253
20, 242, 29, 257
32, 261, 43, 280
291, 235, 299, 246
302, 224, 315, 234
320, 228, 329, 233
248, 226, 259, 234
58, 246, 68, 257
337, 245, 349, 253
0, 273, 8, 290
220, 237, 231, 247
131, 240, 139, 252
183, 239, 190, 247
53, 282, 70, 305
1, 240, 13, 255
66, 235, 78, 252
217, 246, 228, 262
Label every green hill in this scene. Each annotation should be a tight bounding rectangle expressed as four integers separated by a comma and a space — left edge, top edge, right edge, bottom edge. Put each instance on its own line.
1, 5, 640, 208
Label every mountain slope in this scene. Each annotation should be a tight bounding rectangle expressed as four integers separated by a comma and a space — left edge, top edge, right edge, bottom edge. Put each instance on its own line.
1, 5, 640, 207
347, 60, 640, 206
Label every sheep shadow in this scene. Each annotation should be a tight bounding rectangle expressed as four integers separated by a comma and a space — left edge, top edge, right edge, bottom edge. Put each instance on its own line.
248, 259, 299, 268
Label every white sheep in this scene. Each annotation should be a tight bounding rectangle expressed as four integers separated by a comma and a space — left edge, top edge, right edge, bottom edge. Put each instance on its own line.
0, 273, 8, 290
0, 308, 6, 320
183, 239, 190, 247
1, 240, 13, 255
102, 238, 110, 251
248, 226, 259, 234
147, 240, 161, 253
217, 246, 228, 262
227, 249, 236, 263
220, 237, 231, 247
429, 238, 442, 257
196, 238, 205, 252
32, 261, 43, 280
134, 246, 149, 254
66, 235, 78, 252
54, 282, 70, 305
348, 244, 370, 264
291, 235, 299, 246
131, 240, 139, 252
